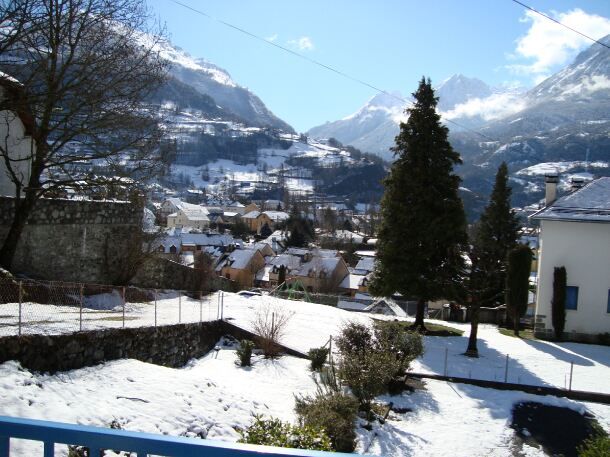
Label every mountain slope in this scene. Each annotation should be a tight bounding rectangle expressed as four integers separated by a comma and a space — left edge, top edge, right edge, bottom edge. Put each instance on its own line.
154, 41, 293, 131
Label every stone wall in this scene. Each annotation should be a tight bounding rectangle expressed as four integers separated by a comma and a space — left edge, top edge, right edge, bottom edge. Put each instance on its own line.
0, 321, 306, 373
0, 197, 141, 284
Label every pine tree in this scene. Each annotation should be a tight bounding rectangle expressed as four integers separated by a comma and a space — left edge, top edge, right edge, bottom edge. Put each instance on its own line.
505, 244, 533, 336
369, 77, 467, 331
466, 162, 520, 355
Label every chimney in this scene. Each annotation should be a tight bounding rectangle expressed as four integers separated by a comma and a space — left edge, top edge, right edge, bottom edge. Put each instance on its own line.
570, 176, 585, 191
545, 173, 559, 206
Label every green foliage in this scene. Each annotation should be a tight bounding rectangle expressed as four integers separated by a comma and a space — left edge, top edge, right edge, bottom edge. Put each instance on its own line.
370, 77, 467, 330
286, 207, 315, 247
552, 266, 567, 340
334, 322, 423, 409
231, 220, 251, 240
469, 162, 521, 307
236, 339, 255, 367
578, 432, 610, 457
295, 390, 359, 452
505, 244, 533, 335
308, 347, 329, 371
238, 416, 333, 452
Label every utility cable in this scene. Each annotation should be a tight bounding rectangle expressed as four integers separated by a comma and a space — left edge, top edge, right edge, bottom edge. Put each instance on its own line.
169, 0, 497, 141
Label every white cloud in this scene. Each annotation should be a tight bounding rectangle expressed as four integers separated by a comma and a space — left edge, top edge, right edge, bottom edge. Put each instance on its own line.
442, 93, 528, 122
507, 9, 610, 81
265, 34, 278, 42
287, 36, 314, 51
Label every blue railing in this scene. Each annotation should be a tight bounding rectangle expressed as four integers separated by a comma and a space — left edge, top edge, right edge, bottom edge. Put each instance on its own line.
0, 416, 364, 457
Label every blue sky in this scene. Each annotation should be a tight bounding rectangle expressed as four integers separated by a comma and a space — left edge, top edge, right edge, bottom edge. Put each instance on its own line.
148, 0, 610, 132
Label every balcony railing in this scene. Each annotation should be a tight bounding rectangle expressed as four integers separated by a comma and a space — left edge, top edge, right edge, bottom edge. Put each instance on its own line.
0, 416, 364, 457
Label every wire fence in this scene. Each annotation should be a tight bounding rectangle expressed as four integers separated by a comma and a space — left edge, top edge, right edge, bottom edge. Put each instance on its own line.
0, 277, 226, 337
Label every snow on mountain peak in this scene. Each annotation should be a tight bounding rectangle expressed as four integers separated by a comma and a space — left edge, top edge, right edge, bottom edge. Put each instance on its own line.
152, 39, 237, 87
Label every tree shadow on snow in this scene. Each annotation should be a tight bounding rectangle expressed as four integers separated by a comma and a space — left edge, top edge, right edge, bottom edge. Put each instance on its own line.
523, 339, 607, 367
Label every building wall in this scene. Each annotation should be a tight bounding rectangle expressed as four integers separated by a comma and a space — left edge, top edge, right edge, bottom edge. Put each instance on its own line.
0, 197, 141, 284
535, 219, 610, 339
0, 100, 33, 197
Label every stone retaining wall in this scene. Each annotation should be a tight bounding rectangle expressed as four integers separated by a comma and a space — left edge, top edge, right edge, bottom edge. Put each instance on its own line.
0, 321, 306, 373
0, 197, 141, 284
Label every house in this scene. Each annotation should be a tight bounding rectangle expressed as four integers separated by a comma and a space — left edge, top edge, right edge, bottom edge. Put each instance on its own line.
167, 202, 210, 230
255, 253, 302, 288
0, 73, 34, 197
263, 210, 290, 226
530, 175, 610, 342
215, 248, 266, 289
288, 255, 350, 293
242, 210, 275, 234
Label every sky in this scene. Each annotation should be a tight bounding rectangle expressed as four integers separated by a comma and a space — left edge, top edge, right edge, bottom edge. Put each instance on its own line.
147, 0, 610, 132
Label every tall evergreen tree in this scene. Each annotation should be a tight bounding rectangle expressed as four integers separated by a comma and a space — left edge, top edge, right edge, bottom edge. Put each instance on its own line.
505, 244, 533, 336
466, 162, 520, 355
370, 77, 467, 331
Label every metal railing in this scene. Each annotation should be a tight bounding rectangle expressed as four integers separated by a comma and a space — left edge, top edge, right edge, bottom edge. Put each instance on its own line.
0, 415, 361, 457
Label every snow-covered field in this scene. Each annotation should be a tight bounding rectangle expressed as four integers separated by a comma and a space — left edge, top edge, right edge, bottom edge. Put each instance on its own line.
1, 292, 609, 456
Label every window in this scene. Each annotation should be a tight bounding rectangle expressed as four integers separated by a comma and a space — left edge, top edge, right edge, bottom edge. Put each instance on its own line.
565, 286, 579, 310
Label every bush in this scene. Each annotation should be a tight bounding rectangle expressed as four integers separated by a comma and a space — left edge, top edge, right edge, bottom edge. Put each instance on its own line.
308, 347, 328, 371
578, 432, 610, 457
238, 415, 332, 452
335, 322, 423, 410
295, 390, 359, 452
236, 339, 255, 367
251, 305, 293, 358
597, 333, 610, 346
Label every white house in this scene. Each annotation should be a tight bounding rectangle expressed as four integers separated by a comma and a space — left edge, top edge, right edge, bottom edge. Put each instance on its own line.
531, 176, 610, 341
166, 201, 210, 230
0, 73, 34, 197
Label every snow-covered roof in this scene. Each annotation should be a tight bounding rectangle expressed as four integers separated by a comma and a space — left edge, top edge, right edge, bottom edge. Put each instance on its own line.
242, 210, 260, 219
355, 257, 375, 272
531, 177, 610, 223
217, 249, 260, 270
365, 297, 407, 318
296, 257, 342, 277
255, 265, 273, 282
339, 274, 366, 290
263, 211, 289, 222
267, 254, 301, 270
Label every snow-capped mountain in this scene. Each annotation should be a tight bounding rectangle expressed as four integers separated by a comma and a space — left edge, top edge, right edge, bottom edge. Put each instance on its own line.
307, 91, 408, 161
153, 40, 293, 131
307, 75, 514, 159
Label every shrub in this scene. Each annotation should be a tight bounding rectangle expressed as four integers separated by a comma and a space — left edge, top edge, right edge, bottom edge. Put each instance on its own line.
295, 390, 359, 452
251, 305, 293, 358
308, 347, 328, 371
236, 339, 255, 367
238, 415, 332, 451
335, 322, 423, 410
578, 432, 610, 457
597, 333, 610, 346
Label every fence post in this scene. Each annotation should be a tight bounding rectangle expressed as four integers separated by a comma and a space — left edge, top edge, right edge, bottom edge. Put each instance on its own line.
154, 289, 158, 328
122, 286, 126, 328
199, 291, 203, 324
79, 284, 84, 332
216, 292, 220, 320
220, 291, 224, 320
178, 291, 182, 324
504, 354, 510, 383
443, 348, 448, 377
569, 361, 574, 391
18, 280, 23, 336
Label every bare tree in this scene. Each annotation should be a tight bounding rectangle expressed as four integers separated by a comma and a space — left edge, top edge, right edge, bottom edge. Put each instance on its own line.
0, 0, 168, 269
250, 303, 294, 358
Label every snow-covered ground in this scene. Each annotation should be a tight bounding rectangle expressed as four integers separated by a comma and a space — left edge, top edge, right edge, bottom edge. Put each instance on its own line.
1, 336, 609, 457
1, 292, 609, 395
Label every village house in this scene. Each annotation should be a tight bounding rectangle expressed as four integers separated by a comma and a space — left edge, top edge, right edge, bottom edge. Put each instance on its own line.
531, 175, 610, 342
166, 201, 210, 230
0, 73, 35, 197
288, 255, 350, 293
215, 247, 266, 289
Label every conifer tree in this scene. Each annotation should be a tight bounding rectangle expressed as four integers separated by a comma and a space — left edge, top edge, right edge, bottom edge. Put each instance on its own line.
370, 77, 467, 331
505, 244, 533, 336
466, 162, 520, 355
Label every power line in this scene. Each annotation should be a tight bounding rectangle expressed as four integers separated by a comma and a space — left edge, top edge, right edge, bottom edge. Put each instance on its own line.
510, 0, 610, 51
168, 0, 497, 141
